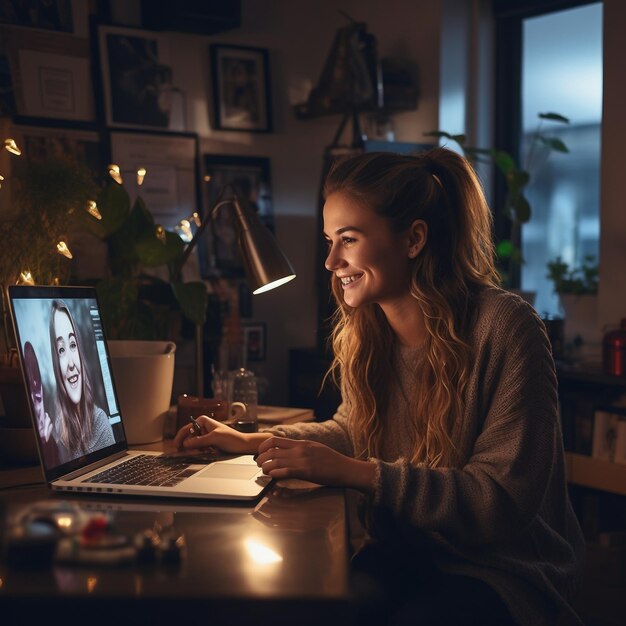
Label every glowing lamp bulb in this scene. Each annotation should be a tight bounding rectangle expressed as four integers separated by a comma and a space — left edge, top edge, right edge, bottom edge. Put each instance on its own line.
137, 167, 146, 186
191, 212, 201, 227
56, 241, 73, 259
4, 138, 21, 155
108, 164, 123, 185
86, 200, 102, 220
203, 175, 211, 182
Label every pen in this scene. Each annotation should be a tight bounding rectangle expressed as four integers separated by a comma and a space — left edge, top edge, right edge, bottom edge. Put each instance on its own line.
189, 415, 202, 437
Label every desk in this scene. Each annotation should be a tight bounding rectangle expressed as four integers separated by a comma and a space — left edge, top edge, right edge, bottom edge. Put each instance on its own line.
0, 447, 354, 625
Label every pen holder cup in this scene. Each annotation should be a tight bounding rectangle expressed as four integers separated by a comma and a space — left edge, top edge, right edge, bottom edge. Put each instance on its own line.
108, 340, 176, 445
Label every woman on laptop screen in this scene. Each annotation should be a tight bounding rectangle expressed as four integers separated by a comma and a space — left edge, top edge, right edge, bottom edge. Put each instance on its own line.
174, 149, 584, 626
49, 299, 114, 462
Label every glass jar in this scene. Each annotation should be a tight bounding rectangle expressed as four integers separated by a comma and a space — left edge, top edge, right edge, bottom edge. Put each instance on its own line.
229, 368, 258, 432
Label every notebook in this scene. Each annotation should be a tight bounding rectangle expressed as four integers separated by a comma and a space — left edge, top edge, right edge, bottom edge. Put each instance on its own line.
7, 285, 270, 501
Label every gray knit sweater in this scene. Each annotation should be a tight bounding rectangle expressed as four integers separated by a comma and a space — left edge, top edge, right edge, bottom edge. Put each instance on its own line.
272, 288, 585, 626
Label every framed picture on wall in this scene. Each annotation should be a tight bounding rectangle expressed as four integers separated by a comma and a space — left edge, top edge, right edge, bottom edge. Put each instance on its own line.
98, 25, 186, 131
243, 323, 266, 361
209, 44, 272, 132
201, 154, 273, 276
0, 26, 95, 122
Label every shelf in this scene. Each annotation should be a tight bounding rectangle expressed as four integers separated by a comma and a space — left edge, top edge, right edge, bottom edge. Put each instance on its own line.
566, 452, 626, 496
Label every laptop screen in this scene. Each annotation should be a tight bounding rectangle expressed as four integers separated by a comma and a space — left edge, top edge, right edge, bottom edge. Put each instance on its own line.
8, 285, 127, 480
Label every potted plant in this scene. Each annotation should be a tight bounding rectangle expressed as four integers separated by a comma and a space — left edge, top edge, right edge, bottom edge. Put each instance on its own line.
546, 255, 600, 350
79, 180, 208, 340
425, 112, 570, 295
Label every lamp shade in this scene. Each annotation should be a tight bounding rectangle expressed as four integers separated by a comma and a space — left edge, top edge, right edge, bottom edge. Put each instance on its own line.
232, 196, 296, 294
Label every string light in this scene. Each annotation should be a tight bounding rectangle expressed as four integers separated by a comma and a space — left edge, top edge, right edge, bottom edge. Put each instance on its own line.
175, 219, 193, 242
203, 175, 211, 182
108, 164, 123, 185
56, 241, 73, 259
3, 138, 21, 156
0, 174, 3, 189
137, 167, 146, 186
18, 271, 34, 285
155, 225, 166, 243
86, 200, 102, 220
191, 212, 201, 227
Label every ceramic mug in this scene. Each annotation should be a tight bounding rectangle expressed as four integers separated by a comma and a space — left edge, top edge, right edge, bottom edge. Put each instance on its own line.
176, 395, 246, 430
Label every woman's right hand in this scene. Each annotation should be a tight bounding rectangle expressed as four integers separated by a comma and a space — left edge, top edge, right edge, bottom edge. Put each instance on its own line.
173, 414, 258, 454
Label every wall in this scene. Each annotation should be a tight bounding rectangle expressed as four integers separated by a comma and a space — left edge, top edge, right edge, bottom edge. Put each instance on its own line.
598, 0, 626, 330
169, 0, 444, 404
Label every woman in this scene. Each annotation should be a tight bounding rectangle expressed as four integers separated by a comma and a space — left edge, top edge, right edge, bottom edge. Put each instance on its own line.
49, 299, 114, 462
23, 341, 60, 467
175, 149, 584, 625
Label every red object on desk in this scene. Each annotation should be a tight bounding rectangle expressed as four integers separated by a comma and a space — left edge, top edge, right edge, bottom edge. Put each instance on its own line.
603, 319, 626, 377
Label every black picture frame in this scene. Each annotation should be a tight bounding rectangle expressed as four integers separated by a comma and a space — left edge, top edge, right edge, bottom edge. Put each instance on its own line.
98, 25, 186, 132
209, 44, 272, 132
201, 154, 273, 277
243, 323, 266, 361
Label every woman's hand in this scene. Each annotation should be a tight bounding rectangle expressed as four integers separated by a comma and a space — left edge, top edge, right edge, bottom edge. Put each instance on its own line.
173, 414, 263, 454
255, 436, 377, 494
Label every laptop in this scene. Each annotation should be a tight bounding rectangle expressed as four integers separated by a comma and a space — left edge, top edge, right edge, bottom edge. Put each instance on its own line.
7, 284, 270, 501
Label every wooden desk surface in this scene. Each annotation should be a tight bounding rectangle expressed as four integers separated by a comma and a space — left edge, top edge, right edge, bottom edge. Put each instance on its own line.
0, 453, 354, 625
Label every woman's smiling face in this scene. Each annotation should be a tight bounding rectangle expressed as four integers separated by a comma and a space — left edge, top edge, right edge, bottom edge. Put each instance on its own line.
53, 309, 82, 405
323, 191, 416, 310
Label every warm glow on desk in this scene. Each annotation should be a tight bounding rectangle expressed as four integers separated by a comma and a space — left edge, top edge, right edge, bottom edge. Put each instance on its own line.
244, 538, 283, 565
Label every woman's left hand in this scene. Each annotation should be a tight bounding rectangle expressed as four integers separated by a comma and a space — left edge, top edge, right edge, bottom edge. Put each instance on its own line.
255, 436, 376, 493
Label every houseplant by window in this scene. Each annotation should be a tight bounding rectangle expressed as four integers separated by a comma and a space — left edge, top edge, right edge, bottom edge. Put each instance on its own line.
546, 255, 600, 355
425, 112, 570, 297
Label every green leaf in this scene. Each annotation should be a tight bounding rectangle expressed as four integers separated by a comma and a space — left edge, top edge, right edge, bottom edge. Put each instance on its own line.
423, 131, 466, 146
538, 112, 570, 124
493, 151, 517, 174
512, 194, 531, 223
172, 281, 208, 326
93, 183, 131, 238
539, 137, 569, 153
135, 229, 184, 267
496, 239, 515, 258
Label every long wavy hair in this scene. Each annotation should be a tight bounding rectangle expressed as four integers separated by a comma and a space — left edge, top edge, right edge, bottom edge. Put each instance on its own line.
323, 148, 499, 468
49, 299, 96, 453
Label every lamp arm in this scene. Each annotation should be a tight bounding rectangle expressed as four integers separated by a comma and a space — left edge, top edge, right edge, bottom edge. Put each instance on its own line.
177, 187, 234, 271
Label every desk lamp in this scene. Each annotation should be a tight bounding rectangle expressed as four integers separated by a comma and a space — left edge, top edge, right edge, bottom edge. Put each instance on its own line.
180, 185, 296, 394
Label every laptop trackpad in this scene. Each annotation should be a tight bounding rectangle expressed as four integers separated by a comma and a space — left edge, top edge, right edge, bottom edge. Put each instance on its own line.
199, 464, 260, 480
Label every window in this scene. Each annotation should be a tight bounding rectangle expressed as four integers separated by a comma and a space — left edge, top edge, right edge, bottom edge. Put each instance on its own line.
520, 3, 603, 316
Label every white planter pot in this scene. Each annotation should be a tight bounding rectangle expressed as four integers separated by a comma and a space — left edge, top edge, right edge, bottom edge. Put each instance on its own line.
108, 340, 176, 445
559, 294, 601, 358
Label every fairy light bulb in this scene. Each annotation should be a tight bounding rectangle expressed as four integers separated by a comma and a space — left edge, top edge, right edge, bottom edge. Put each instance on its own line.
155, 225, 166, 243
3, 138, 21, 155
19, 270, 34, 285
86, 200, 102, 220
191, 212, 201, 227
108, 164, 123, 185
203, 175, 211, 182
175, 219, 192, 242
56, 241, 73, 259
0, 174, 4, 189
137, 167, 146, 186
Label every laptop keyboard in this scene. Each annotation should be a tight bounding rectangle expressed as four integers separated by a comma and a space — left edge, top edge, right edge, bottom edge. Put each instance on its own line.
86, 454, 200, 487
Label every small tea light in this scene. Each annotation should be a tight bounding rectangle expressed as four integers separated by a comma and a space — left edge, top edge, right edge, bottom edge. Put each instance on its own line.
56, 241, 73, 259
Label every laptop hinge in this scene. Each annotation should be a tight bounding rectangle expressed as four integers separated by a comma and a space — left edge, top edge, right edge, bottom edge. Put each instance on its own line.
60, 451, 130, 481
